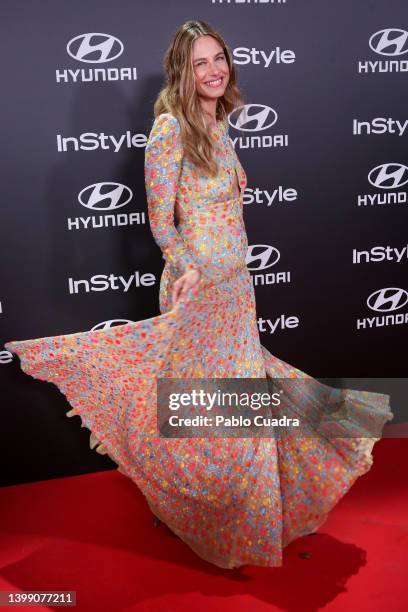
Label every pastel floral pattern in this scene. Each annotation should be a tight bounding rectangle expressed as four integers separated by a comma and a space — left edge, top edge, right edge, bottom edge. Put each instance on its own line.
4, 113, 393, 569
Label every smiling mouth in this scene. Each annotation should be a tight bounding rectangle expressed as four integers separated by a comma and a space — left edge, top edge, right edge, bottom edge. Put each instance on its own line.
205, 77, 224, 88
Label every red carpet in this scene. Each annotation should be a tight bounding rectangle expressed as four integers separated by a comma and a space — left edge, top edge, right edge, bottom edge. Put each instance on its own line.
0, 435, 407, 611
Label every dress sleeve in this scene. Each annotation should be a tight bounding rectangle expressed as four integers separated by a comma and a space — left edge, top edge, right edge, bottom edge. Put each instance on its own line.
144, 113, 200, 276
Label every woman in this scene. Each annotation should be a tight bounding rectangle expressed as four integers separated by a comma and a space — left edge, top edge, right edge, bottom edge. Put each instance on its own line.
5, 20, 393, 569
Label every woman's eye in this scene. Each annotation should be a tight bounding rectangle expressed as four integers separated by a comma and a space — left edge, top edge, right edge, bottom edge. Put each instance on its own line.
196, 56, 224, 66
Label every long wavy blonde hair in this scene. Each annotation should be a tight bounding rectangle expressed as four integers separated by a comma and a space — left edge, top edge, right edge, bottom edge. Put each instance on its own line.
153, 20, 245, 177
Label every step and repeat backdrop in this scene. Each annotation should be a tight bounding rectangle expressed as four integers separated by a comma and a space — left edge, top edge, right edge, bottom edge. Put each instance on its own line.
1, 0, 407, 484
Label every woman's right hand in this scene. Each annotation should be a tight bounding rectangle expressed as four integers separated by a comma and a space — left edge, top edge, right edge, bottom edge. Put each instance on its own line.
172, 269, 201, 308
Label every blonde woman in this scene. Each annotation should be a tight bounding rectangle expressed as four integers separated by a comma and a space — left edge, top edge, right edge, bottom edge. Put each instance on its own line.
6, 20, 393, 569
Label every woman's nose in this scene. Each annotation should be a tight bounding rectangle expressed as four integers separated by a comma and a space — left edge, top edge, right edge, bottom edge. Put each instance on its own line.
207, 60, 219, 72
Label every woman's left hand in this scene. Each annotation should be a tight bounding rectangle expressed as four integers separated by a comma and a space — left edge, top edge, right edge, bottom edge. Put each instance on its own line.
172, 269, 201, 308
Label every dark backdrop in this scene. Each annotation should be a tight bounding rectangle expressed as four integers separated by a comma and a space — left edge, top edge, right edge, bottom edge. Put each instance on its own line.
1, 0, 407, 486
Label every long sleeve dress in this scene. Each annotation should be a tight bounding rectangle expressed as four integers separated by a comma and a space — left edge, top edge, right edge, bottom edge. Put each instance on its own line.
5, 112, 393, 569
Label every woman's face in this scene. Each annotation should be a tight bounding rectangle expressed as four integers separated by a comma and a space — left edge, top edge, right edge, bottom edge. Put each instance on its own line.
192, 35, 230, 102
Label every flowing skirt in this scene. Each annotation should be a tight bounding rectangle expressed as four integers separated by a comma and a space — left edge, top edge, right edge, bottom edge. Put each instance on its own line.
5, 257, 393, 568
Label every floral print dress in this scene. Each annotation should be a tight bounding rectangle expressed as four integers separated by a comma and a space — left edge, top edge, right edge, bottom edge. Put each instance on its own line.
5, 112, 393, 569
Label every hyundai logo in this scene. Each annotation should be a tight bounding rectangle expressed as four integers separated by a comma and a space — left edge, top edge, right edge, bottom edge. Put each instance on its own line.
67, 33, 124, 63
91, 319, 134, 331
228, 104, 278, 132
368, 163, 408, 190
369, 29, 408, 57
246, 245, 280, 271
78, 183, 133, 211
367, 288, 408, 312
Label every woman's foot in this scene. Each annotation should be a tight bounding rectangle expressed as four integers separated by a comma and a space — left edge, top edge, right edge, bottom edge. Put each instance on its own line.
153, 516, 162, 528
